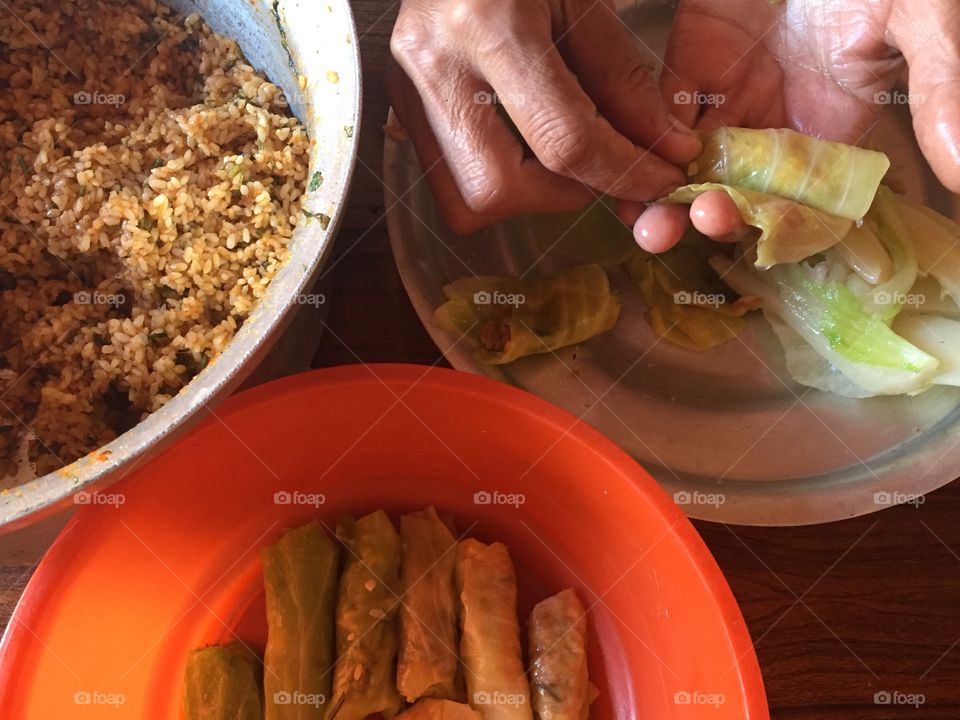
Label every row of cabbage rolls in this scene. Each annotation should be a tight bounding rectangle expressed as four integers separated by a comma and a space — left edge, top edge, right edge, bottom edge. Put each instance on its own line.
183, 508, 594, 720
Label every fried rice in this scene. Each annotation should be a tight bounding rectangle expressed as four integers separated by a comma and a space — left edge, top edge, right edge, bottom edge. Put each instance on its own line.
0, 0, 310, 477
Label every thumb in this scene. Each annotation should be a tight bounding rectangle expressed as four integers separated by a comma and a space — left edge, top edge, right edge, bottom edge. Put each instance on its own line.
891, 0, 960, 193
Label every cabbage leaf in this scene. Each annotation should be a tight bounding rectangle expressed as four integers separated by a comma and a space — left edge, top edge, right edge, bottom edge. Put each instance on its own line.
435, 265, 621, 364
690, 127, 890, 220
625, 239, 760, 351
711, 255, 939, 395
661, 183, 852, 268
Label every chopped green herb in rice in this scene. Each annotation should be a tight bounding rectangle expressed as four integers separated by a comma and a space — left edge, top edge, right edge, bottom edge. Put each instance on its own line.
0, 0, 310, 477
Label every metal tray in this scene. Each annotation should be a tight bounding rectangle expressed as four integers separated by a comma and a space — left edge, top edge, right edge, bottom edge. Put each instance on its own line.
384, 0, 960, 526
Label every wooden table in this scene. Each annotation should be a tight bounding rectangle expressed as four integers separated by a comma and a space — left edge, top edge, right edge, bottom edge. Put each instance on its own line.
3, 2, 960, 717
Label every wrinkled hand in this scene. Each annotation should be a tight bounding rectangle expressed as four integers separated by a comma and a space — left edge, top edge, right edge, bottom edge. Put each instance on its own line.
386, 0, 702, 234
631, 0, 960, 253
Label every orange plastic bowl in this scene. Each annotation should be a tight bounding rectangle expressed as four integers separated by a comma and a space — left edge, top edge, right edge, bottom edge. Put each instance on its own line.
0, 365, 767, 719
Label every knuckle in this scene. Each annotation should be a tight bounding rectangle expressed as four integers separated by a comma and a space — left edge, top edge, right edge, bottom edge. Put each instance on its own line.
447, 0, 518, 33
390, 35, 444, 81
389, 23, 420, 63
390, 15, 441, 75
620, 58, 657, 95
592, 56, 656, 107
449, 0, 545, 62
534, 117, 599, 177
446, 0, 485, 32
460, 170, 512, 215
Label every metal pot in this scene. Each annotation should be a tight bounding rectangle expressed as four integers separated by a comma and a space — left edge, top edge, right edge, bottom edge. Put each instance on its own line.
0, 0, 362, 530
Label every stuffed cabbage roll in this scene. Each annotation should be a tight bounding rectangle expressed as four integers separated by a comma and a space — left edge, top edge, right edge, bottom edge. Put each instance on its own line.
528, 590, 594, 720
398, 507, 461, 702
261, 522, 338, 720
456, 539, 531, 720
689, 127, 890, 220
183, 642, 264, 720
434, 265, 621, 364
624, 235, 761, 351
662, 183, 852, 268
330, 510, 404, 720
397, 699, 483, 720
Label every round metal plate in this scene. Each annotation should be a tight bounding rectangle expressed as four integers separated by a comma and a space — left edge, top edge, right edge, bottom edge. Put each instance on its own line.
384, 1, 960, 526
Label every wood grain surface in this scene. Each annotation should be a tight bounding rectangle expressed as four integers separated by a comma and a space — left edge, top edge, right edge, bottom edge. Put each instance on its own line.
2, 2, 959, 717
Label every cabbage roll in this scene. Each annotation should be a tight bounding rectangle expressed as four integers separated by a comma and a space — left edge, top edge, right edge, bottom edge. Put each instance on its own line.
398, 507, 461, 702
435, 265, 620, 364
330, 510, 404, 720
662, 183, 852, 268
397, 699, 483, 720
261, 522, 338, 720
456, 539, 532, 720
689, 127, 890, 220
183, 642, 264, 720
624, 235, 761, 351
528, 590, 594, 720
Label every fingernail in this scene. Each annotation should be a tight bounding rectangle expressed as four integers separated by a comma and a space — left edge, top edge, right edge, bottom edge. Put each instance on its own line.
667, 112, 698, 137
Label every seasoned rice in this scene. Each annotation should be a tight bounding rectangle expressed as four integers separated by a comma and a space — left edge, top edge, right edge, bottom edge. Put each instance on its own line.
0, 0, 310, 477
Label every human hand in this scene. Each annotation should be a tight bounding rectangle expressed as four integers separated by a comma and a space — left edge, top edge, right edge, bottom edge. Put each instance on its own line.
629, 0, 960, 253
386, 0, 703, 235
